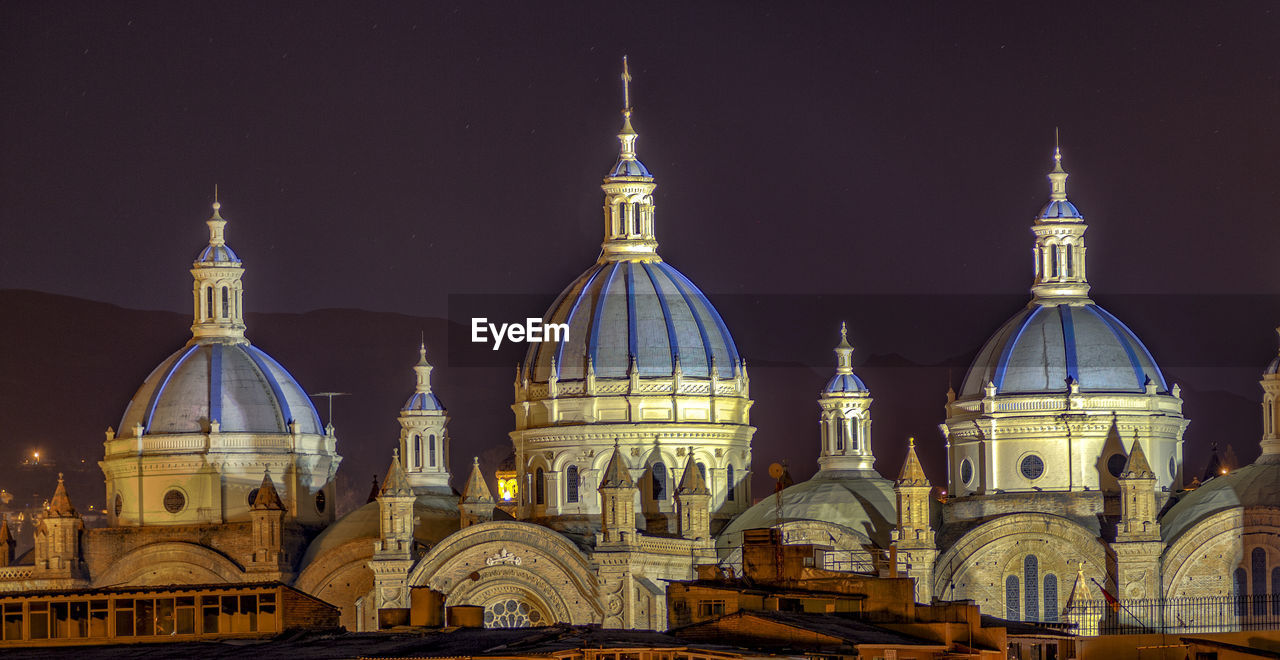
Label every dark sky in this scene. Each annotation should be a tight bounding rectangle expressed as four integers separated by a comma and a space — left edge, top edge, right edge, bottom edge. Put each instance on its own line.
3, 2, 1279, 505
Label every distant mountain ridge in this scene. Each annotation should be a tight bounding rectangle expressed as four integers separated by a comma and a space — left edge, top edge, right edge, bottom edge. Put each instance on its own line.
0, 289, 1267, 524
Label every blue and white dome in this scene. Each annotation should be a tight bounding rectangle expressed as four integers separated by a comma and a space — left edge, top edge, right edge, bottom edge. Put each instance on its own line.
960, 303, 1168, 397
824, 372, 867, 394
196, 243, 240, 264
524, 260, 740, 382
120, 342, 323, 435
1038, 199, 1081, 220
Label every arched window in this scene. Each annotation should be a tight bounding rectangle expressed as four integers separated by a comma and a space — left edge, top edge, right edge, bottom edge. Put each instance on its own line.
834, 418, 845, 451
535, 468, 545, 506
412, 435, 422, 469
850, 420, 860, 451
566, 465, 579, 503
1065, 246, 1073, 277
1043, 574, 1059, 622
1254, 548, 1268, 615
1024, 555, 1040, 621
205, 287, 214, 320
1006, 575, 1020, 621
221, 286, 229, 318
1235, 568, 1248, 616
652, 463, 667, 501
1050, 248, 1058, 278
1272, 567, 1280, 615
428, 434, 436, 467
727, 464, 736, 501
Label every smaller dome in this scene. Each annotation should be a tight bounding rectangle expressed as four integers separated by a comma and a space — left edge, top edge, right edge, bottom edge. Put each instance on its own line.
608, 157, 651, 178
196, 244, 240, 264
120, 342, 322, 435
1266, 356, 1280, 376
721, 472, 897, 547
824, 373, 868, 394
1160, 462, 1280, 543
1038, 200, 1081, 219
299, 494, 460, 570
403, 391, 444, 412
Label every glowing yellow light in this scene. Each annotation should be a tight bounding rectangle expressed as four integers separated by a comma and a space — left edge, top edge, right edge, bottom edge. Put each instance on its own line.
498, 478, 518, 502
1222, 469, 1228, 475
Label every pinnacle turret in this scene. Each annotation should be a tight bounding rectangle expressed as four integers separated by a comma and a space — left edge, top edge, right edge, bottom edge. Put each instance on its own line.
600, 56, 660, 262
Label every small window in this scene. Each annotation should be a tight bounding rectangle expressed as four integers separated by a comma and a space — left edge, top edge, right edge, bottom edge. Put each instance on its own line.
1024, 555, 1040, 621
696, 600, 726, 618
535, 467, 545, 506
163, 489, 186, 514
1044, 574, 1059, 622
834, 417, 845, 451
1107, 453, 1127, 478
1020, 455, 1045, 480
697, 462, 707, 482
726, 464, 735, 501
412, 435, 422, 470
114, 493, 123, 517
247, 488, 259, 507
1169, 456, 1177, 482
960, 458, 974, 486
221, 287, 229, 318
652, 463, 667, 501
315, 490, 326, 513
205, 287, 214, 320
428, 434, 436, 467
566, 465, 580, 503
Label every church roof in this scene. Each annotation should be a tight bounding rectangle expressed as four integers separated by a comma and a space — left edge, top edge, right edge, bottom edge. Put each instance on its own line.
721, 471, 898, 548
1160, 462, 1280, 543
119, 341, 323, 436
599, 448, 634, 489
960, 303, 1167, 397
47, 473, 77, 518
461, 458, 494, 503
677, 455, 710, 496
380, 453, 414, 497
897, 439, 929, 486
523, 260, 741, 382
251, 472, 286, 511
1121, 439, 1154, 478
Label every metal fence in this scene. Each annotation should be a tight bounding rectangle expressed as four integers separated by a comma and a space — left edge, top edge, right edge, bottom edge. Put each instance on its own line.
1066, 595, 1280, 635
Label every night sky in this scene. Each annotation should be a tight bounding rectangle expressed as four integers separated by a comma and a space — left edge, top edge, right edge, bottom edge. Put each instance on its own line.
3, 3, 1279, 510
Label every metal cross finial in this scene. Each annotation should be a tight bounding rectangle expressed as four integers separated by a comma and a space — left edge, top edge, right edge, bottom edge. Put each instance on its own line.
1054, 127, 1061, 162
621, 56, 632, 111
213, 184, 221, 212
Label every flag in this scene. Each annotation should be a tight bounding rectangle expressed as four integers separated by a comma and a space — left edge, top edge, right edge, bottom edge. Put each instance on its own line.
1092, 578, 1121, 611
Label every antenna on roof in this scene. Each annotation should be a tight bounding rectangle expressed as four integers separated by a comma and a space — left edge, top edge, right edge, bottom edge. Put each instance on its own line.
309, 392, 351, 427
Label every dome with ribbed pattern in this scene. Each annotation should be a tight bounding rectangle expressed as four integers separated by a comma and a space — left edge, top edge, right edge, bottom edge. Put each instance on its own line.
523, 260, 739, 382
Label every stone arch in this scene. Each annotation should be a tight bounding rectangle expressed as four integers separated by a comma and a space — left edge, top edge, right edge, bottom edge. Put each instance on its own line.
294, 537, 375, 631
933, 513, 1106, 619
92, 541, 245, 587
1163, 507, 1280, 598
407, 521, 601, 625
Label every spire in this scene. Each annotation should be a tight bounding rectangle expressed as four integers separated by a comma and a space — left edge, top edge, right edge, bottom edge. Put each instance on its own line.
380, 450, 414, 497
251, 470, 286, 511
897, 438, 930, 486
1030, 138, 1091, 303
0, 516, 12, 545
461, 457, 494, 503
366, 474, 380, 504
598, 444, 634, 489
190, 195, 248, 341
1121, 438, 1154, 479
413, 341, 434, 393
834, 322, 854, 374
676, 455, 710, 495
600, 57, 660, 262
1048, 130, 1069, 202
47, 473, 77, 518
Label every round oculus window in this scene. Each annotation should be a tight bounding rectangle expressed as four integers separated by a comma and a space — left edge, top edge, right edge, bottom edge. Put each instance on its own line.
960, 458, 974, 486
113, 493, 123, 517
316, 491, 327, 513
1169, 456, 1177, 481
163, 489, 186, 514
1107, 453, 1128, 478
1020, 455, 1045, 480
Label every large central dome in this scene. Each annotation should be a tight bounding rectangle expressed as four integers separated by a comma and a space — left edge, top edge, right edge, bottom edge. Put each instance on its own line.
523, 260, 739, 382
